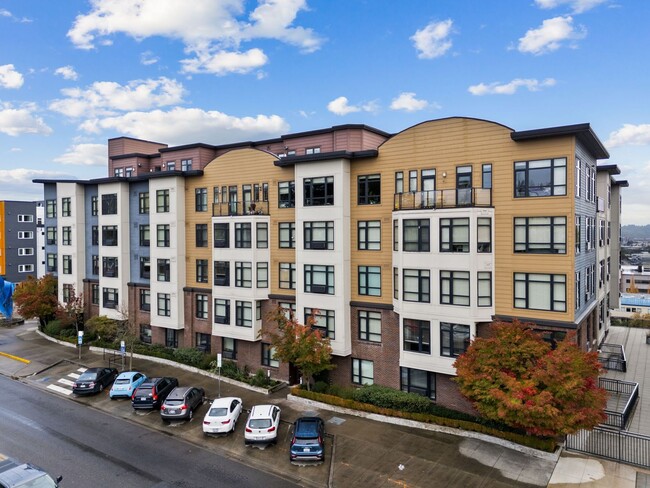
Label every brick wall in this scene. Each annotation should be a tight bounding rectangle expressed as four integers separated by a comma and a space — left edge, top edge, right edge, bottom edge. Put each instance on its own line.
436, 374, 478, 416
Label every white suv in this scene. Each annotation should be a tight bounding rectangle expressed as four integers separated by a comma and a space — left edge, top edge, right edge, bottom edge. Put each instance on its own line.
244, 404, 281, 445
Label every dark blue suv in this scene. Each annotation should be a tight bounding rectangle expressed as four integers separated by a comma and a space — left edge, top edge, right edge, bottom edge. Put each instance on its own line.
289, 417, 325, 463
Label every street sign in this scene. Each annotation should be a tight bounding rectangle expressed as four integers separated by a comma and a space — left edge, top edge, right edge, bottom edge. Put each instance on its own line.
120, 340, 126, 356
217, 353, 222, 368
77, 331, 84, 345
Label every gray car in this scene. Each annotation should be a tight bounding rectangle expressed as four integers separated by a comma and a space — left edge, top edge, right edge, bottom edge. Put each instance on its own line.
160, 386, 205, 421
0, 453, 62, 487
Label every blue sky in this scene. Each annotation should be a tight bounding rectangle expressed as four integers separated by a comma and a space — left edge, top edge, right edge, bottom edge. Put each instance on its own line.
1, 0, 649, 224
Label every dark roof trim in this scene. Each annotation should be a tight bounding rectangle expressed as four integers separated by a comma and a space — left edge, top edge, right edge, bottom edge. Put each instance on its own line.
280, 124, 391, 140
613, 179, 629, 187
274, 149, 378, 167
349, 300, 394, 311
33, 170, 203, 186
111, 152, 159, 160
182, 286, 212, 293
493, 314, 578, 330
268, 294, 296, 302
596, 164, 621, 175
511, 123, 610, 160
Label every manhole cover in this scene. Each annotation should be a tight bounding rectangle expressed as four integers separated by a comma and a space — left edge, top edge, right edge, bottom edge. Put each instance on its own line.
328, 416, 345, 425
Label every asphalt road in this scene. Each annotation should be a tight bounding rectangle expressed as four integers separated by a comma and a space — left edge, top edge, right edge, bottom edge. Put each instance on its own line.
0, 375, 298, 488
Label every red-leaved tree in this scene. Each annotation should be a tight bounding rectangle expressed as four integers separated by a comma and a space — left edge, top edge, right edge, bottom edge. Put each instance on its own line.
13, 274, 58, 328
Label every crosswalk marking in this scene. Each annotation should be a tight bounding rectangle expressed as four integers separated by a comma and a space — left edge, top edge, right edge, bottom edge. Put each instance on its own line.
77, 368, 86, 373
68, 373, 80, 379
47, 384, 73, 396
58, 378, 75, 387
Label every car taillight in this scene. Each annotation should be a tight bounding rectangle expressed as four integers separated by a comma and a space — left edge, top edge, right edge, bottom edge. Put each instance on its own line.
245, 427, 252, 432
318, 436, 323, 444
203, 421, 210, 425
221, 419, 231, 424
267, 426, 276, 432
131, 392, 136, 400
291, 437, 296, 445
151, 388, 157, 401
181, 404, 187, 410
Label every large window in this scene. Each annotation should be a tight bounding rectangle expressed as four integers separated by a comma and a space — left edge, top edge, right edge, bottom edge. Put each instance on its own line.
46, 199, 56, 218
401, 367, 435, 400
359, 310, 381, 342
477, 272, 492, 307
304, 265, 334, 294
358, 266, 381, 296
403, 219, 429, 252
156, 189, 170, 212
514, 217, 566, 254
257, 262, 268, 288
235, 301, 253, 327
304, 221, 334, 250
196, 259, 208, 283
102, 256, 118, 277
62, 226, 72, 246
304, 176, 334, 206
477, 217, 491, 253
278, 181, 295, 208
103, 288, 118, 309
46, 227, 56, 245
139, 192, 149, 214
279, 222, 295, 248
139, 225, 150, 247
46, 253, 57, 272
157, 224, 170, 247
214, 261, 230, 286
62, 255, 72, 274
195, 188, 207, 212
358, 221, 381, 250
140, 324, 152, 343
440, 270, 470, 306
403, 269, 430, 302
514, 158, 567, 197
256, 222, 268, 249
262, 343, 279, 368
222, 337, 236, 359
440, 323, 470, 357
214, 299, 230, 324
139, 257, 150, 279
61, 197, 71, 217
279, 263, 296, 289
102, 225, 118, 246
101, 194, 117, 215
403, 320, 430, 354
195, 224, 208, 247
92, 255, 99, 275
140, 289, 150, 311
235, 223, 251, 248
235, 262, 252, 288
214, 223, 229, 248
157, 293, 171, 316
514, 273, 566, 312
305, 308, 335, 339
358, 175, 381, 204
352, 359, 374, 385
440, 218, 469, 252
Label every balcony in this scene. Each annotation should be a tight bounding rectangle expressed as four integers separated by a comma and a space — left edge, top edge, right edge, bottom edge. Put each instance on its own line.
393, 188, 491, 211
212, 201, 269, 217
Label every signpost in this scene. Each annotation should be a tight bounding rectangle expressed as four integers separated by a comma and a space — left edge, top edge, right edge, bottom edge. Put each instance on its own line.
120, 340, 126, 370
217, 353, 222, 398
77, 331, 84, 360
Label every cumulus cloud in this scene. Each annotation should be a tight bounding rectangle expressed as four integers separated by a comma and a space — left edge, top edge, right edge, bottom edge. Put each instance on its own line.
54, 65, 79, 80
534, 0, 606, 13
140, 51, 159, 65
49, 77, 185, 118
518, 16, 586, 55
0, 64, 25, 89
326, 96, 378, 116
468, 78, 556, 95
0, 103, 52, 136
605, 124, 650, 148
390, 92, 430, 112
411, 20, 453, 59
0, 168, 69, 201
77, 106, 289, 146
0, 9, 32, 23
181, 48, 268, 75
54, 143, 107, 166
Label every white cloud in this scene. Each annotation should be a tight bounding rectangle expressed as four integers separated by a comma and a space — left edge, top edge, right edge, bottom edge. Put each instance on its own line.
0, 9, 11, 17
518, 16, 586, 55
54, 143, 107, 166
534, 0, 606, 14
0, 9, 32, 23
468, 78, 556, 95
181, 48, 268, 75
49, 77, 185, 118
0, 64, 24, 89
390, 92, 430, 112
54, 65, 79, 80
0, 103, 52, 136
327, 96, 379, 116
77, 106, 289, 146
10, 147, 22, 152
411, 20, 453, 59
606, 124, 650, 148
140, 51, 159, 65
0, 169, 69, 201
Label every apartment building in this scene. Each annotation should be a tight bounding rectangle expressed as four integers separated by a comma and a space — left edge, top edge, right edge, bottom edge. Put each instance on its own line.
0, 200, 41, 283
621, 265, 650, 294
35, 117, 626, 411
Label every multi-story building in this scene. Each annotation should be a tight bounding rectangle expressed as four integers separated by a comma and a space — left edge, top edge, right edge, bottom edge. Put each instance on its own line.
620, 265, 650, 294
35, 117, 626, 412
0, 200, 41, 283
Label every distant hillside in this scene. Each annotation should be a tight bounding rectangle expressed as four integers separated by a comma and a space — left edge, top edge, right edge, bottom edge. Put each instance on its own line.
622, 225, 650, 240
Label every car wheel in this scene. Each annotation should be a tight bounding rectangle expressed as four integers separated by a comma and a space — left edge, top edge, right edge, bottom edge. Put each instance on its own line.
99, 383, 104, 392
189, 409, 193, 420
231, 421, 236, 433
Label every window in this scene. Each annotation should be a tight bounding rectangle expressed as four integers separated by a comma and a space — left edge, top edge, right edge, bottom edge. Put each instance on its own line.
409, 170, 417, 192
403, 269, 430, 302
477, 217, 491, 252
91, 196, 98, 216
91, 284, 99, 305
90, 226, 98, 246
222, 337, 236, 359
585, 165, 592, 201
304, 265, 334, 294
358, 221, 381, 250
358, 175, 381, 204
352, 359, 374, 385
421, 169, 435, 192
514, 273, 566, 312
305, 308, 335, 339
586, 266, 594, 300
279, 222, 295, 248
262, 343, 279, 368
575, 216, 581, 254
358, 266, 381, 296
103, 288, 118, 309
235, 262, 252, 288
514, 158, 567, 197
359, 310, 381, 342
575, 157, 581, 197
140, 324, 152, 344
393, 267, 399, 299
46, 253, 57, 272
401, 367, 436, 400
139, 225, 150, 247
304, 176, 334, 206
18, 264, 35, 273
165, 329, 178, 348
256, 222, 268, 248
157, 224, 170, 247
196, 332, 210, 353
482, 164, 492, 189
101, 194, 117, 215
235, 301, 252, 327
403, 320, 430, 354
393, 220, 399, 251
403, 219, 430, 252
279, 263, 296, 289
279, 302, 296, 319
62, 284, 73, 303
257, 262, 268, 288
17, 231, 34, 239
125, 167, 133, 177
140, 257, 150, 279
195, 224, 208, 247
305, 146, 321, 155
440, 218, 469, 252
195, 188, 207, 212
157, 259, 170, 282
62, 255, 72, 274
196, 259, 208, 283
61, 197, 71, 217
514, 217, 567, 254
45, 227, 56, 245
440, 323, 470, 357
278, 181, 295, 208
140, 289, 150, 311
477, 272, 492, 307
214, 261, 230, 286
62, 226, 72, 246
92, 255, 99, 275
139, 192, 149, 214
157, 293, 171, 316
599, 259, 605, 288
179, 158, 192, 171
156, 189, 170, 212
304, 221, 334, 250
213, 223, 229, 248
102, 225, 118, 246
395, 171, 404, 194
586, 217, 594, 250
599, 220, 605, 247
191, 294, 208, 319
235, 222, 251, 248
102, 256, 118, 277
114, 167, 125, 177
46, 199, 56, 218
440, 270, 470, 306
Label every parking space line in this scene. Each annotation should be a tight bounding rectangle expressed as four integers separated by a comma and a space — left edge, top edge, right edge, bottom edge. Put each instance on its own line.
47, 384, 72, 396
58, 378, 75, 387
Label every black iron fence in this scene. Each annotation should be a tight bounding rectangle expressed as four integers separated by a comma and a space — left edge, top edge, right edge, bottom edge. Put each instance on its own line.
212, 201, 269, 216
599, 377, 639, 429
598, 343, 627, 372
393, 188, 492, 211
566, 427, 650, 469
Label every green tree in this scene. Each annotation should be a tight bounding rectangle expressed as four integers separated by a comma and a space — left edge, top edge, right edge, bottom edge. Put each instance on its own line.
453, 320, 607, 437
13, 274, 58, 328
84, 315, 119, 343
55, 285, 84, 331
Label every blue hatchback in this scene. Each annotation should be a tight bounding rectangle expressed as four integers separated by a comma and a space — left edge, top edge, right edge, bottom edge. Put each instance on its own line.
109, 371, 147, 399
289, 417, 325, 463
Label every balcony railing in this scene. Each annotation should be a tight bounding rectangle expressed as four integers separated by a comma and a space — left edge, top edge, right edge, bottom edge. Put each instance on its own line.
393, 188, 492, 211
212, 201, 269, 217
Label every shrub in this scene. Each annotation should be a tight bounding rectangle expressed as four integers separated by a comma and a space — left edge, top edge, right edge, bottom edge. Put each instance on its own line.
172, 347, 205, 368
44, 320, 62, 337
352, 384, 432, 413
312, 381, 329, 393
85, 316, 118, 343
250, 369, 271, 388
325, 384, 356, 400
199, 354, 217, 371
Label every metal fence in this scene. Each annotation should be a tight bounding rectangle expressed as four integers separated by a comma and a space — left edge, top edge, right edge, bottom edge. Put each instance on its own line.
566, 427, 650, 469
599, 377, 639, 429
598, 343, 627, 372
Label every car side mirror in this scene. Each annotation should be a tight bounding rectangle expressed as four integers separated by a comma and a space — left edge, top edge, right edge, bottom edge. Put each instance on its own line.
56, 476, 63, 482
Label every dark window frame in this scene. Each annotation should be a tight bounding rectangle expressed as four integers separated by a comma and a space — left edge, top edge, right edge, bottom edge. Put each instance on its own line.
440, 270, 471, 306
358, 266, 381, 296
514, 216, 567, 254
440, 218, 470, 253
514, 158, 567, 198
403, 219, 430, 252
358, 174, 381, 205
358, 310, 382, 342
358, 220, 381, 250
440, 322, 471, 357
304, 221, 334, 250
304, 264, 335, 294
403, 320, 431, 354
304, 176, 334, 206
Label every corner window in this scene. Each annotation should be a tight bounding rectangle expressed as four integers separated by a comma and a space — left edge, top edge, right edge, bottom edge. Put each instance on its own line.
304, 221, 334, 250
514, 273, 566, 312
514, 158, 567, 197
358, 175, 381, 205
304, 176, 334, 206
403, 320, 430, 354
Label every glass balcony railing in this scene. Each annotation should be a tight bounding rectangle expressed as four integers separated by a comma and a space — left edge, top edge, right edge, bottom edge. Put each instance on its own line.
212, 201, 269, 217
393, 188, 491, 210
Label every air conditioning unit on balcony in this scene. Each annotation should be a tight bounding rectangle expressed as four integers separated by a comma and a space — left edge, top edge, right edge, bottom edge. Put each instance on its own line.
309, 241, 328, 250
310, 284, 329, 294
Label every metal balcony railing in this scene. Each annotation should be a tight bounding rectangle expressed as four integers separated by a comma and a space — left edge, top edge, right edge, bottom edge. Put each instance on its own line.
212, 201, 269, 217
393, 188, 492, 211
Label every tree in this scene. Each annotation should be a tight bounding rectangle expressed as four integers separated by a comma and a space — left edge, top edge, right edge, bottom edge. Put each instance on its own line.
116, 302, 140, 370
453, 320, 607, 437
262, 307, 335, 390
55, 285, 84, 331
85, 315, 119, 342
13, 274, 58, 328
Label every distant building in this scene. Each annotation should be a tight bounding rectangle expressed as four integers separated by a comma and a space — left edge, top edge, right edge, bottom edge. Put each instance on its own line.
0, 200, 41, 282
613, 293, 650, 317
620, 265, 650, 294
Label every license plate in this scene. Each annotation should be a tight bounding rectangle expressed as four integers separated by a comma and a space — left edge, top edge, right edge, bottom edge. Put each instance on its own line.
303, 448, 310, 452
140, 397, 147, 401
169, 410, 177, 414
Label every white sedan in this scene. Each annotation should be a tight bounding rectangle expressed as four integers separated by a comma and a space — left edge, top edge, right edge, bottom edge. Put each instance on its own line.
202, 397, 243, 435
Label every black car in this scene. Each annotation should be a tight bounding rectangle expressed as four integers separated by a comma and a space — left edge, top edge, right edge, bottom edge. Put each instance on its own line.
290, 417, 325, 462
131, 377, 179, 410
72, 367, 118, 395
160, 386, 205, 421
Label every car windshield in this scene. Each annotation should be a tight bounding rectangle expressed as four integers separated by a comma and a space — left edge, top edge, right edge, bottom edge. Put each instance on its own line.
296, 422, 320, 436
249, 419, 271, 429
77, 372, 96, 381
294, 437, 320, 445
14, 473, 58, 488
114, 378, 131, 384
209, 407, 228, 417
135, 387, 152, 395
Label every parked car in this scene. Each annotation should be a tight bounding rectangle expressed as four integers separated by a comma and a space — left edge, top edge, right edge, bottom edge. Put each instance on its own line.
202, 397, 243, 435
290, 417, 325, 462
244, 404, 281, 445
131, 377, 179, 410
160, 386, 205, 421
72, 367, 118, 395
109, 371, 147, 399
0, 452, 62, 487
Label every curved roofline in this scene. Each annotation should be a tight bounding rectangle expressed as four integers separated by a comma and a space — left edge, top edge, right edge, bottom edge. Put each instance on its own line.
203, 146, 279, 169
